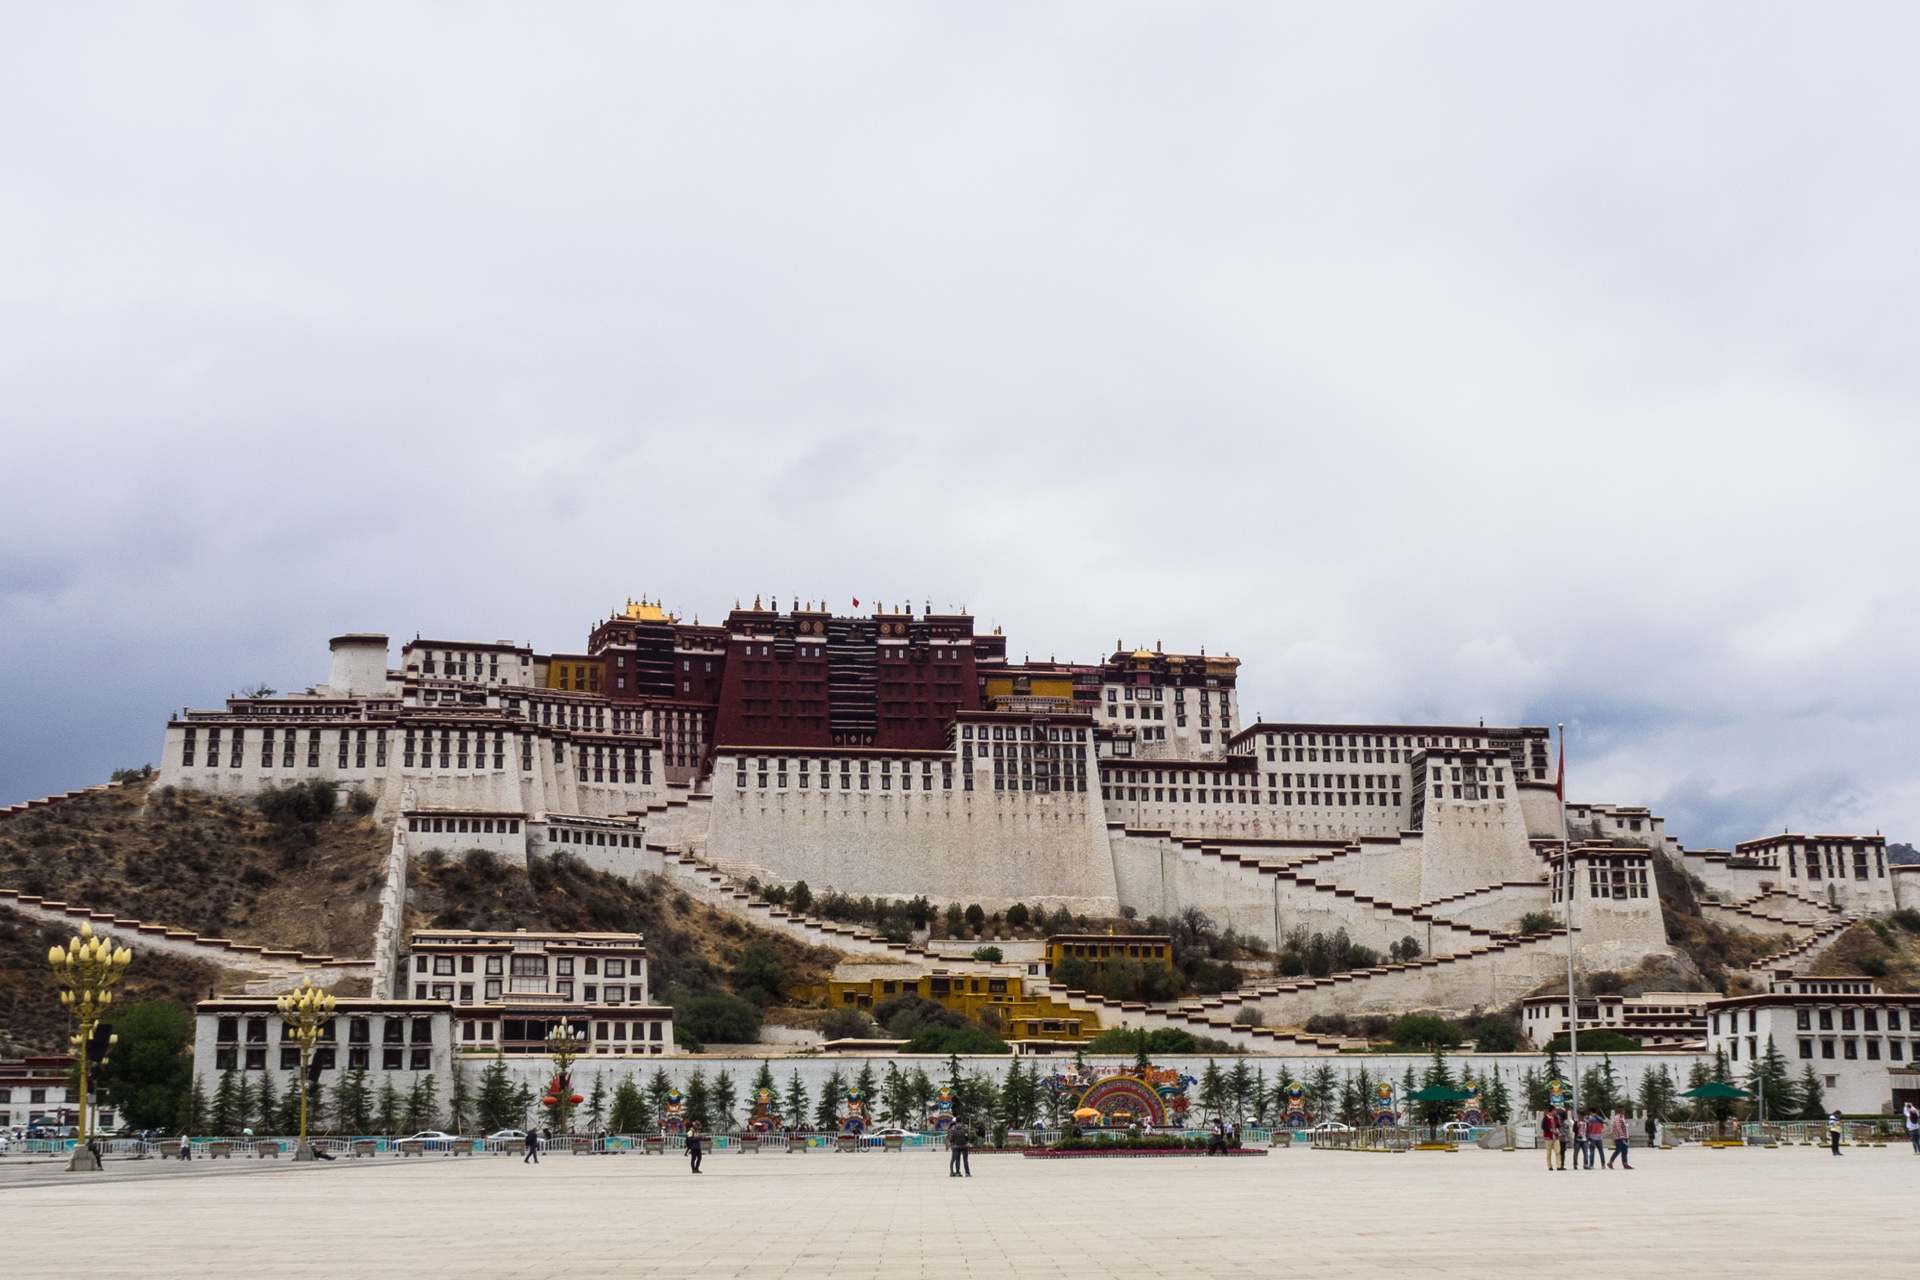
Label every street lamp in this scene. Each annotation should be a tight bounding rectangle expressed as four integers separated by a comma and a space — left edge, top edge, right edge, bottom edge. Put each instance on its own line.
275, 977, 337, 1161
46, 922, 132, 1172
544, 1021, 586, 1138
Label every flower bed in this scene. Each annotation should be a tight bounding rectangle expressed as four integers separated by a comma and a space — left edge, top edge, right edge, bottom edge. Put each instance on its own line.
1024, 1147, 1268, 1158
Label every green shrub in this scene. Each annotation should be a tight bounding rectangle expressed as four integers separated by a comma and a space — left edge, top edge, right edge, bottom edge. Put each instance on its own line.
971, 946, 1003, 962
671, 991, 762, 1045
901, 1025, 1010, 1055
1471, 1018, 1520, 1052
819, 1008, 872, 1040
1006, 903, 1030, 928
256, 780, 337, 826
1889, 908, 1920, 933
1389, 1015, 1462, 1050
1518, 912, 1558, 936
1086, 1027, 1204, 1055
732, 942, 789, 1004
1541, 1029, 1640, 1054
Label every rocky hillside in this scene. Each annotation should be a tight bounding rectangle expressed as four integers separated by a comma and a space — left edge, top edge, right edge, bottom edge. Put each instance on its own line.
0, 778, 390, 958
0, 913, 220, 1056
409, 847, 843, 1001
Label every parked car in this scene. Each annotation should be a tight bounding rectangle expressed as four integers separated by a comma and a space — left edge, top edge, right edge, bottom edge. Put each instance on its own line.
1308, 1121, 1351, 1134
1440, 1121, 1478, 1137
487, 1129, 528, 1141
405, 1130, 458, 1142
866, 1127, 920, 1140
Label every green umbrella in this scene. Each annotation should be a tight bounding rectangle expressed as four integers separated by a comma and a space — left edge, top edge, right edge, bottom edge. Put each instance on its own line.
1404, 1086, 1474, 1102
1679, 1082, 1751, 1100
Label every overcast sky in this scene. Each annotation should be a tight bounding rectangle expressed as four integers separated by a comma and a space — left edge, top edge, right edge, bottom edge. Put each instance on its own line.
3, 5, 1916, 850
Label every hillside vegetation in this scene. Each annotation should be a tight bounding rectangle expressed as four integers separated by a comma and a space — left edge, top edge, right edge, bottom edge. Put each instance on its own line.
0, 912, 219, 1056
0, 778, 390, 957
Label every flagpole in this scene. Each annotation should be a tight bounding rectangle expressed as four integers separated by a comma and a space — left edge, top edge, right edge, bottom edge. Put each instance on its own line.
1561, 722, 1579, 1132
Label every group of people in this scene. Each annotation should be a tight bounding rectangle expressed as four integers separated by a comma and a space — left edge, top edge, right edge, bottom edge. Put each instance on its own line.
1540, 1107, 1634, 1170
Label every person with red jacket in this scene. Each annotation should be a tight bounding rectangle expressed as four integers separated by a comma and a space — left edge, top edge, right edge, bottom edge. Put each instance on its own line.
1542, 1109, 1563, 1170
1606, 1109, 1633, 1169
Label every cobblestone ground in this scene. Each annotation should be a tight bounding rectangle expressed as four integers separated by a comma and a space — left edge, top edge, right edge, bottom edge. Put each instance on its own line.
1, 1144, 1913, 1278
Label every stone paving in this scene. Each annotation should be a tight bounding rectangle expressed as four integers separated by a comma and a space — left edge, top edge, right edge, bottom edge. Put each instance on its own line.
1, 1143, 1914, 1278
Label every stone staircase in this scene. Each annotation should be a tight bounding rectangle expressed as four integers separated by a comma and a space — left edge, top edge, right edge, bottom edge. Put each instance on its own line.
1747, 915, 1858, 974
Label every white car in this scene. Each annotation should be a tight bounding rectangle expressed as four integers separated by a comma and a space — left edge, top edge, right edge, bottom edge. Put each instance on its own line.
405, 1130, 458, 1142
1308, 1121, 1351, 1134
866, 1127, 920, 1140
487, 1129, 528, 1141
1440, 1121, 1477, 1135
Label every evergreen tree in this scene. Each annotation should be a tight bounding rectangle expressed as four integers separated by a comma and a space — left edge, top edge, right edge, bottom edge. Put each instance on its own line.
1228, 1059, 1255, 1123
784, 1069, 810, 1132
1540, 1047, 1565, 1096
275, 1076, 304, 1136
234, 1075, 259, 1134
1795, 1064, 1827, 1121
685, 1069, 712, 1130
1581, 1055, 1620, 1116
255, 1071, 278, 1134
711, 1069, 737, 1131
1743, 1036, 1797, 1122
907, 1067, 933, 1123
334, 1069, 372, 1134
179, 1077, 209, 1134
376, 1078, 402, 1133
648, 1068, 674, 1125
448, 1060, 473, 1134
305, 1080, 329, 1135
1198, 1059, 1226, 1121
476, 1060, 517, 1133
609, 1076, 651, 1133
1636, 1064, 1674, 1124
882, 1062, 914, 1127
1349, 1066, 1376, 1126
854, 1062, 879, 1115
1417, 1049, 1457, 1128
587, 1071, 608, 1132
1522, 1066, 1547, 1114
1304, 1063, 1338, 1121
1401, 1063, 1419, 1107
815, 1068, 847, 1130
1684, 1058, 1713, 1122
999, 1060, 1038, 1129
403, 1073, 439, 1132
1337, 1071, 1362, 1127
210, 1069, 241, 1136
1483, 1067, 1512, 1123
954, 1069, 1000, 1134
513, 1081, 537, 1128
751, 1061, 778, 1107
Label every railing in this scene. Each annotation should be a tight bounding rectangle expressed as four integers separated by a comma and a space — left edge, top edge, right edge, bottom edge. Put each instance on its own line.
1309, 1126, 1417, 1152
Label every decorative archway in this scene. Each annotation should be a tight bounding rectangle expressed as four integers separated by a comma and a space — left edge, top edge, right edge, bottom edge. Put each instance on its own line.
1079, 1075, 1168, 1127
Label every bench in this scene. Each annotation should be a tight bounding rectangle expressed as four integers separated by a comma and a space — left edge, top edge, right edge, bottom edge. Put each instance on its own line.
882, 1134, 904, 1152
207, 1141, 233, 1160
835, 1134, 858, 1153
643, 1137, 665, 1155
157, 1141, 183, 1160
398, 1140, 425, 1157
353, 1140, 378, 1158
255, 1141, 282, 1158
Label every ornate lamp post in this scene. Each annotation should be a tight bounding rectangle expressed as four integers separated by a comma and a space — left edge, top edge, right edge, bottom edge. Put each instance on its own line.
47, 922, 132, 1172
275, 977, 337, 1161
544, 1021, 585, 1139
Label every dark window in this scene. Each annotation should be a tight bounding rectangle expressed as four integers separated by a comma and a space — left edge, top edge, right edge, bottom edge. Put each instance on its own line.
382, 1048, 404, 1070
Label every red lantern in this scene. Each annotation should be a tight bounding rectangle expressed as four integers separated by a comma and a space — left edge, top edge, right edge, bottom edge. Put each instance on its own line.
569, 1094, 584, 1106
542, 1095, 559, 1107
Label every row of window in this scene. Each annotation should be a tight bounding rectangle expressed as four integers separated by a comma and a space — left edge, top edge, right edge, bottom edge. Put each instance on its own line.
413, 953, 636, 978
960, 725, 1088, 742
547, 827, 640, 848
182, 726, 388, 770
1103, 784, 1401, 808
0, 1087, 73, 1103
217, 1015, 430, 1045
457, 1018, 667, 1044
408, 816, 522, 835
1788, 1038, 1913, 1061
1550, 863, 1653, 903
736, 758, 956, 791
417, 980, 639, 1004
215, 1045, 429, 1071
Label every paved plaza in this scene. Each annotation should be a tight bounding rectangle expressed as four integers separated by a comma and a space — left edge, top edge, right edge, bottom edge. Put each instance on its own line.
1, 1144, 1914, 1279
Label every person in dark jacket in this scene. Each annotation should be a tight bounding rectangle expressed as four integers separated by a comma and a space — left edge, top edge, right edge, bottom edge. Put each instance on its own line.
687, 1123, 704, 1173
523, 1130, 540, 1163
948, 1122, 970, 1177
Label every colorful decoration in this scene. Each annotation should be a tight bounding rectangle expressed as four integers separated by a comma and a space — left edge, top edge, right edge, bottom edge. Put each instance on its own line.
1458, 1085, 1483, 1128
842, 1084, 868, 1134
1368, 1081, 1397, 1128
748, 1087, 782, 1133
1042, 1059, 1197, 1129
927, 1085, 955, 1132
1547, 1079, 1566, 1110
662, 1086, 685, 1134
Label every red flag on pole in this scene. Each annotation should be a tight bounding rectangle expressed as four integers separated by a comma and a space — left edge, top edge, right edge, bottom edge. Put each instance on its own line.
851, 598, 859, 608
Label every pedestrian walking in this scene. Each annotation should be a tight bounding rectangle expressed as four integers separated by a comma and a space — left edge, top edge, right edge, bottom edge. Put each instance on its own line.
523, 1130, 540, 1164
1605, 1110, 1632, 1169
1827, 1111, 1843, 1156
178, 1130, 191, 1161
1584, 1112, 1603, 1168
1644, 1113, 1658, 1150
687, 1124, 704, 1174
948, 1121, 971, 1177
1541, 1109, 1562, 1170
1903, 1102, 1918, 1154
1208, 1118, 1227, 1155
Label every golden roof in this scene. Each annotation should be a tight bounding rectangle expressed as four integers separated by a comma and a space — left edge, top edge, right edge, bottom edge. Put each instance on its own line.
620, 596, 677, 623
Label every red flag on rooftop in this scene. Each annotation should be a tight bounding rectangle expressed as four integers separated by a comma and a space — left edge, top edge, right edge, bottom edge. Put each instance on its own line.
852, 597, 860, 608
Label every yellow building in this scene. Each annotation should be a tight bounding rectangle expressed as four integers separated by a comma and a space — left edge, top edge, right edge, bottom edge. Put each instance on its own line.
822, 965, 1101, 1042
545, 653, 603, 693
1042, 934, 1174, 977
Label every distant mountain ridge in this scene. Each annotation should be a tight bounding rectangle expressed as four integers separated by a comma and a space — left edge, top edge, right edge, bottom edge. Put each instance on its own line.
1889, 842, 1918, 865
